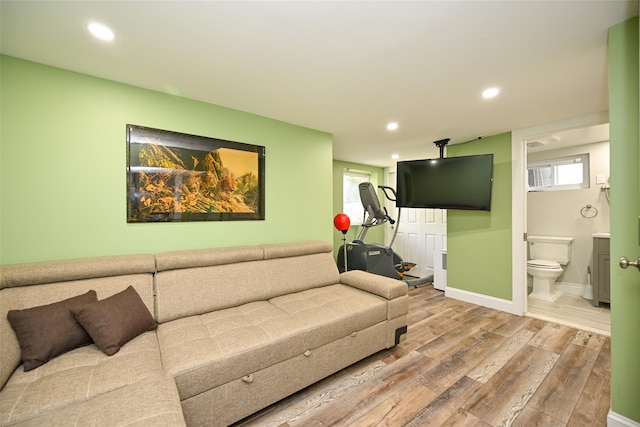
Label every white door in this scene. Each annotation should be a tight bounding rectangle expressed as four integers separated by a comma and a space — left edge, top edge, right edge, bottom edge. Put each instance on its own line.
385, 170, 447, 280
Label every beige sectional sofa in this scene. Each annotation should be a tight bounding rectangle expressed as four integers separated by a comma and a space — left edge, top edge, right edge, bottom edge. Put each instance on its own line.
0, 241, 408, 426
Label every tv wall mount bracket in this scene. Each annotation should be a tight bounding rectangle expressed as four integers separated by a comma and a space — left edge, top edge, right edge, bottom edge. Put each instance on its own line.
433, 138, 451, 159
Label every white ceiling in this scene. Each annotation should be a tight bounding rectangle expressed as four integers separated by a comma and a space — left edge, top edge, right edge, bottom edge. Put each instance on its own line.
526, 122, 611, 152
1, 1, 637, 167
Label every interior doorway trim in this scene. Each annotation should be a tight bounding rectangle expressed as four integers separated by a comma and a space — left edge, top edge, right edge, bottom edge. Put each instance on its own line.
511, 111, 609, 316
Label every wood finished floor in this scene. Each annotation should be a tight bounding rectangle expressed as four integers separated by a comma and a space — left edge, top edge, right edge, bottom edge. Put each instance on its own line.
234, 284, 611, 427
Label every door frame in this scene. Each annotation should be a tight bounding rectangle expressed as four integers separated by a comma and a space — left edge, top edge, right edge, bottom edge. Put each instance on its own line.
511, 111, 609, 315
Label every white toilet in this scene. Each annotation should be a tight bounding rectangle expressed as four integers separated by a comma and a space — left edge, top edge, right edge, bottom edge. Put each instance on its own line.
527, 235, 574, 301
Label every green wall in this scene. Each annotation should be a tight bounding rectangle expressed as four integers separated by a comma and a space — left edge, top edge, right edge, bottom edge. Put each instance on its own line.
446, 133, 513, 300
331, 160, 385, 258
0, 56, 334, 264
608, 17, 640, 423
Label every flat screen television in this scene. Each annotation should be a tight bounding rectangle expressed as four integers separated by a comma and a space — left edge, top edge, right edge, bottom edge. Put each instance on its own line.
396, 154, 494, 211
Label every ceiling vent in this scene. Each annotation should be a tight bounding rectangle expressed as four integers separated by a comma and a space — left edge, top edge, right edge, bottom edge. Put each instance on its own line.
526, 135, 561, 149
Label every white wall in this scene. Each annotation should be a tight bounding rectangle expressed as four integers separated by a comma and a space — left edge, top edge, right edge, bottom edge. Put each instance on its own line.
527, 141, 610, 288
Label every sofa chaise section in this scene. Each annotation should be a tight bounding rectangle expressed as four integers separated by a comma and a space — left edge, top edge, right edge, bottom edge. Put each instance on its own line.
0, 255, 186, 427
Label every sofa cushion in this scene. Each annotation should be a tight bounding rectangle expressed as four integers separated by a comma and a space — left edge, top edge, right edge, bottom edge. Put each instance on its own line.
155, 260, 269, 323
0, 255, 156, 289
260, 240, 333, 260
154, 245, 264, 272
268, 284, 387, 348
157, 285, 387, 401
72, 286, 157, 356
7, 290, 98, 371
157, 301, 306, 400
154, 241, 340, 323
5, 376, 185, 427
0, 332, 164, 426
261, 252, 342, 297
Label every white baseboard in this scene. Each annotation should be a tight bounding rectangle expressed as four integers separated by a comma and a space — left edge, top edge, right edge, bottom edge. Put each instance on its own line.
608, 411, 640, 427
445, 286, 519, 315
556, 281, 585, 297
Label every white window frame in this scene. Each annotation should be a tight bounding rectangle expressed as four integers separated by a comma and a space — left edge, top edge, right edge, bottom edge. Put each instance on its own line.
343, 169, 370, 225
528, 153, 590, 192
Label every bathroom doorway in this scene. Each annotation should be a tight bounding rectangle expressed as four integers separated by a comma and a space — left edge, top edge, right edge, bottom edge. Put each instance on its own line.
515, 115, 611, 336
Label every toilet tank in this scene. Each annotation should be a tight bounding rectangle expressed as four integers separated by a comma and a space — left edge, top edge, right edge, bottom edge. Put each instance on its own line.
527, 235, 574, 265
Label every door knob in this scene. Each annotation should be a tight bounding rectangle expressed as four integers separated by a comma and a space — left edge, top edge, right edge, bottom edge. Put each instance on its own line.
619, 256, 640, 271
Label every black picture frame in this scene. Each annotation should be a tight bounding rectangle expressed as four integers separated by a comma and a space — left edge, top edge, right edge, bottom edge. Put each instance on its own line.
126, 124, 265, 223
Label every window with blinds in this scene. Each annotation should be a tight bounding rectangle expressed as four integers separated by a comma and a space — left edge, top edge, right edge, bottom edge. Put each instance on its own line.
528, 154, 590, 192
343, 169, 370, 224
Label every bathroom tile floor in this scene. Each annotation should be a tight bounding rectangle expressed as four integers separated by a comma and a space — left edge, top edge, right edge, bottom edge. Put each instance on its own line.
526, 292, 611, 336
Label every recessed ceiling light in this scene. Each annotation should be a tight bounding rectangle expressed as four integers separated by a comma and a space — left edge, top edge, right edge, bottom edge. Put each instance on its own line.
87, 22, 115, 41
387, 122, 399, 131
391, 154, 400, 160
482, 87, 500, 99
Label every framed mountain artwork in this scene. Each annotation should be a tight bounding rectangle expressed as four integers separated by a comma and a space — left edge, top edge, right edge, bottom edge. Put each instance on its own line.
126, 124, 265, 222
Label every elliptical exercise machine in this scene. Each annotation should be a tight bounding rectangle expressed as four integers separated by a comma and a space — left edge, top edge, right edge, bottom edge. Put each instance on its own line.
336, 182, 433, 287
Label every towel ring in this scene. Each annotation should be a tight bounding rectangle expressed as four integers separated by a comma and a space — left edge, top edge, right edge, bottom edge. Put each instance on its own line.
580, 204, 598, 218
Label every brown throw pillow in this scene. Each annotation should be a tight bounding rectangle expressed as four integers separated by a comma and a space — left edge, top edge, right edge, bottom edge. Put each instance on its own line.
7, 290, 98, 371
72, 286, 157, 356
